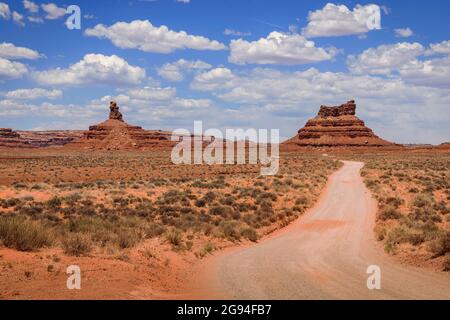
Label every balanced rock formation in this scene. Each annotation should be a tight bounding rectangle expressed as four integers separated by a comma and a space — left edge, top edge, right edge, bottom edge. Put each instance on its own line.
284, 100, 394, 148
109, 101, 123, 121
67, 101, 176, 150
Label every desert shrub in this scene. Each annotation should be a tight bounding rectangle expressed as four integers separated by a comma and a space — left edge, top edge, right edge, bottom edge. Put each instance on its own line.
0, 216, 53, 251
45, 197, 62, 210
203, 191, 217, 202
295, 196, 309, 206
443, 256, 450, 272
220, 221, 241, 242
241, 227, 258, 242
62, 233, 93, 256
412, 194, 433, 208
166, 229, 183, 247
209, 205, 233, 218
198, 241, 215, 258
255, 192, 277, 204
220, 196, 236, 206
15, 204, 43, 217
145, 222, 166, 238
374, 225, 387, 241
0, 198, 21, 208
434, 201, 449, 215
384, 197, 404, 208
117, 229, 141, 249
195, 199, 206, 207
409, 207, 441, 223
379, 206, 402, 221
429, 232, 450, 257
192, 177, 228, 189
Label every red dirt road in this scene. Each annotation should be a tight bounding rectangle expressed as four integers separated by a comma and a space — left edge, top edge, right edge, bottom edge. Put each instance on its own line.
187, 161, 450, 299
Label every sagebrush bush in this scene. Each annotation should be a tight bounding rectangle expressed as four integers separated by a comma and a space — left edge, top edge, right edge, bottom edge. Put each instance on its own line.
62, 233, 93, 256
166, 229, 183, 247
379, 206, 402, 221
429, 231, 450, 257
0, 216, 53, 251
241, 227, 258, 242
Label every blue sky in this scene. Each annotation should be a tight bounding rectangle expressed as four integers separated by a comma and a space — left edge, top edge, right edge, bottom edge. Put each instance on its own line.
0, 0, 449, 143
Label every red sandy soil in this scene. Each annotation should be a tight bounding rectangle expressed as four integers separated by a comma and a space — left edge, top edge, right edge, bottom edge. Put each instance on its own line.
0, 151, 448, 299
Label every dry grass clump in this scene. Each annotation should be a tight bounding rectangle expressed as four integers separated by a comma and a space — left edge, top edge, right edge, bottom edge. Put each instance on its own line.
0, 216, 53, 251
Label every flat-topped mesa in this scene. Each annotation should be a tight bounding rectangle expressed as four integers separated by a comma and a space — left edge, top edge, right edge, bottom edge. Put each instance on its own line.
0, 128, 20, 139
283, 100, 395, 148
0, 128, 30, 148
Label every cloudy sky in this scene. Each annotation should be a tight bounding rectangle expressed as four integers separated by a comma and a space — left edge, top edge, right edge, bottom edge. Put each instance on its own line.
0, 0, 449, 144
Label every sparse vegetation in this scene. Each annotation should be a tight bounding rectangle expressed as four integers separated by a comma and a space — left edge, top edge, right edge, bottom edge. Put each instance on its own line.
359, 152, 449, 271
0, 150, 340, 259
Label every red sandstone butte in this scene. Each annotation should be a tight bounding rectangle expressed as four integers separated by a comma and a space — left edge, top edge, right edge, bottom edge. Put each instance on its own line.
283, 100, 395, 148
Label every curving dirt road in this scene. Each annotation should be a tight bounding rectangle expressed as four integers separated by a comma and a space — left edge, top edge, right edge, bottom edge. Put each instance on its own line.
190, 161, 450, 300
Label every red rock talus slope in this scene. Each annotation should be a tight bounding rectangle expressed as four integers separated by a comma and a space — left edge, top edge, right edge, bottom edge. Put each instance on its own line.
66, 101, 176, 150
283, 100, 395, 148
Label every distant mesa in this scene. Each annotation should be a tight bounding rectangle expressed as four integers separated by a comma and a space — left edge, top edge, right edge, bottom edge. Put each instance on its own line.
437, 142, 450, 149
0, 128, 27, 148
283, 100, 396, 148
0, 128, 83, 148
67, 101, 176, 150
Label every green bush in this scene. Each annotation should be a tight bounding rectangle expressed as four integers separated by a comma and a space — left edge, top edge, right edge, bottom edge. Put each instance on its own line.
0, 216, 53, 251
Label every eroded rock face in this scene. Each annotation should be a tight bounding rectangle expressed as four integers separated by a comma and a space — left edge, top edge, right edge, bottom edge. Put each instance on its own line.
284, 100, 395, 148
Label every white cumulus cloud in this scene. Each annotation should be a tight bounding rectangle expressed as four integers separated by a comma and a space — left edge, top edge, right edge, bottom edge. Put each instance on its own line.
12, 11, 25, 26
157, 59, 212, 82
41, 3, 66, 20
229, 31, 337, 65
127, 86, 177, 101
400, 56, 450, 88
23, 0, 39, 13
0, 57, 28, 80
347, 42, 425, 75
395, 28, 413, 38
33, 54, 146, 86
302, 3, 381, 38
85, 20, 226, 54
3, 88, 62, 100
0, 2, 10, 20
426, 40, 450, 56
191, 67, 235, 91
0, 42, 42, 60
